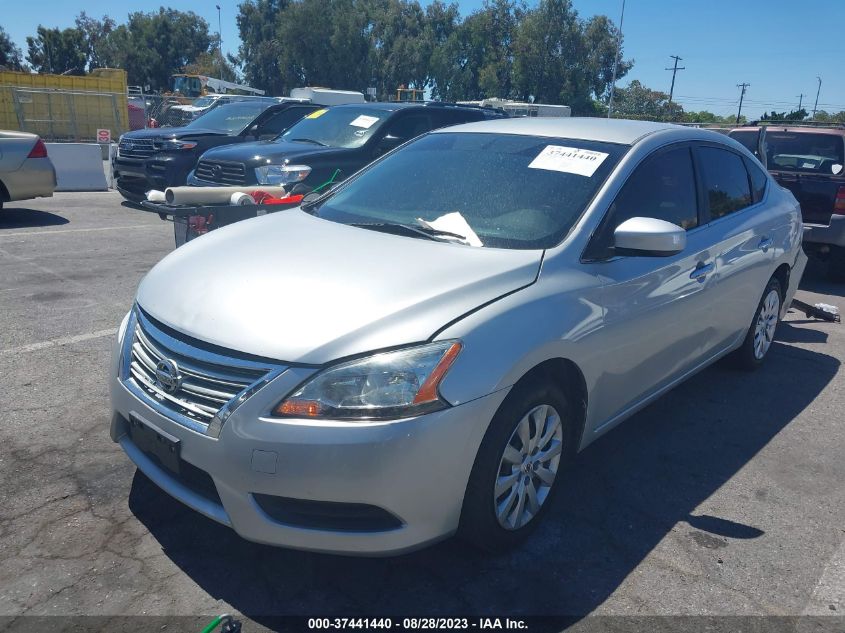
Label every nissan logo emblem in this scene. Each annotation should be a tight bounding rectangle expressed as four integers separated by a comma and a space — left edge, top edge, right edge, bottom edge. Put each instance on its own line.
154, 358, 182, 394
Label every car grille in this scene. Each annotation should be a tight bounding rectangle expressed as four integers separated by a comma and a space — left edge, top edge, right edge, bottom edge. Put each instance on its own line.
118, 138, 155, 159
126, 313, 274, 427
195, 160, 248, 186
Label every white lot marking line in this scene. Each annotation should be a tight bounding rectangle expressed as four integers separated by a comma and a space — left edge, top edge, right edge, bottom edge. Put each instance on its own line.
1, 328, 117, 355
0, 224, 155, 238
802, 535, 845, 615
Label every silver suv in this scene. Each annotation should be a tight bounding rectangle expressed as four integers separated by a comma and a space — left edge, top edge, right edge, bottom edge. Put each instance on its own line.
110, 118, 806, 555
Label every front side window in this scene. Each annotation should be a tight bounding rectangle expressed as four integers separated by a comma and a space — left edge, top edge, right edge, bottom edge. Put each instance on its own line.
259, 107, 315, 137
585, 145, 698, 260
698, 146, 752, 220
309, 132, 626, 249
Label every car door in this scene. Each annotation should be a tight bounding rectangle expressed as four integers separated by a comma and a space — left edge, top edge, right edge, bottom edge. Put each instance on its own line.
583, 143, 721, 426
693, 143, 780, 351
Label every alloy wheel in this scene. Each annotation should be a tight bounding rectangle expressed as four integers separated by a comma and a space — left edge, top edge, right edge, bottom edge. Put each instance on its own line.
494, 404, 563, 530
753, 289, 780, 360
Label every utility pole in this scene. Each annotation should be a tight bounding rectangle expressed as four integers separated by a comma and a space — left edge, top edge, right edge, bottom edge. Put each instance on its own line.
796, 93, 804, 111
736, 82, 750, 124
665, 55, 685, 119
812, 76, 822, 119
216, 4, 223, 81
606, 0, 626, 119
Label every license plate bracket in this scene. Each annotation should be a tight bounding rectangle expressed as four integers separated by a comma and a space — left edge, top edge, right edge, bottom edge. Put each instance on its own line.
129, 416, 181, 475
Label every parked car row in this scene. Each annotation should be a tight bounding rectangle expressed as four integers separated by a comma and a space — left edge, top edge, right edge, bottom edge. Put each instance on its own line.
110, 117, 807, 555
115, 97, 507, 202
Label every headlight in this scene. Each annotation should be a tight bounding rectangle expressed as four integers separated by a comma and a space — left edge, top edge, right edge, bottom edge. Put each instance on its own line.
255, 164, 311, 186
274, 341, 462, 421
156, 140, 198, 151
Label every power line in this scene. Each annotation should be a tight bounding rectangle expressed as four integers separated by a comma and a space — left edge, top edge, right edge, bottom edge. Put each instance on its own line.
736, 83, 750, 123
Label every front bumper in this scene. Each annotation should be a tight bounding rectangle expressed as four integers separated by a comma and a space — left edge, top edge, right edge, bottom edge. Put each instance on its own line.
803, 215, 845, 248
114, 155, 194, 193
109, 335, 507, 555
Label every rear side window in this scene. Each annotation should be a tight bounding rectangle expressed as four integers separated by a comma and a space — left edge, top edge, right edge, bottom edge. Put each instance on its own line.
697, 146, 752, 220
730, 130, 762, 158
745, 157, 768, 203
384, 114, 432, 140
765, 132, 844, 175
585, 145, 698, 260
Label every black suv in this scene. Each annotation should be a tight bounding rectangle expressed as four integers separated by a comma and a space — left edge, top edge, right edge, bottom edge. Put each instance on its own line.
114, 100, 321, 201
187, 102, 507, 191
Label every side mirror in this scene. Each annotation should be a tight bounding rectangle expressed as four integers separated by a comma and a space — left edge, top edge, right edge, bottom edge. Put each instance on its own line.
613, 217, 686, 257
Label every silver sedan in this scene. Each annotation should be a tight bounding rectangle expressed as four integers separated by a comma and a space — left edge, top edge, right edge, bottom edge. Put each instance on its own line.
109, 117, 806, 555
0, 130, 56, 208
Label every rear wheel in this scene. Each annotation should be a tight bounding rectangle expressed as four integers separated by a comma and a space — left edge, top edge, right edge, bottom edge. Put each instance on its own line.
459, 379, 576, 551
731, 277, 782, 370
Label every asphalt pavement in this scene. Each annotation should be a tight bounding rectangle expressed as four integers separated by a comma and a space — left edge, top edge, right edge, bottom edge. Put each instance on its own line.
0, 192, 843, 633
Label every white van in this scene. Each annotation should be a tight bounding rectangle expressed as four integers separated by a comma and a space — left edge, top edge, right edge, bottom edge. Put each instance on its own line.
289, 87, 366, 106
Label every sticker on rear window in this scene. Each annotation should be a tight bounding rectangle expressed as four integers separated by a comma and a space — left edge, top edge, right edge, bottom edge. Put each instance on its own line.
350, 115, 380, 129
528, 145, 609, 177
306, 109, 327, 119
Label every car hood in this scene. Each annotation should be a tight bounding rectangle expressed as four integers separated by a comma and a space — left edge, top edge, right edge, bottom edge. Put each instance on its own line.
201, 140, 341, 166
123, 127, 229, 141
136, 210, 541, 364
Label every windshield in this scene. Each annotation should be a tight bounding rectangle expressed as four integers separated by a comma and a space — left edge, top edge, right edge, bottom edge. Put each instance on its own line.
192, 96, 216, 108
186, 102, 268, 133
278, 106, 390, 148
172, 76, 201, 96
310, 132, 625, 249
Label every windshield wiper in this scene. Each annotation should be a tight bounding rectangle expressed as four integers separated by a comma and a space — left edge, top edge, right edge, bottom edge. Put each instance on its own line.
289, 137, 326, 146
350, 222, 467, 243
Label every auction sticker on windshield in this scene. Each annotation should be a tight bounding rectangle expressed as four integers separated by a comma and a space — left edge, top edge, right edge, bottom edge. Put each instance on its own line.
350, 115, 380, 128
306, 109, 328, 119
528, 145, 609, 177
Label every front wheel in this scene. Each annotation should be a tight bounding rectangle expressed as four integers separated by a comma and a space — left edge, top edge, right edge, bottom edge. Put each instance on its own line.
731, 277, 783, 370
459, 379, 576, 551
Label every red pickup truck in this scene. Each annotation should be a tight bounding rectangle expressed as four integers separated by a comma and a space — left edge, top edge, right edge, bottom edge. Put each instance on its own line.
729, 125, 845, 280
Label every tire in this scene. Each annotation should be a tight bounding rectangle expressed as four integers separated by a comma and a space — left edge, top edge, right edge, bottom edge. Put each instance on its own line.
459, 378, 577, 552
827, 246, 845, 282
731, 277, 783, 370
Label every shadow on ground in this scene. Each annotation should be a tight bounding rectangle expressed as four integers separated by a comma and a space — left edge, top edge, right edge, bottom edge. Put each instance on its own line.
0, 207, 69, 229
128, 332, 839, 628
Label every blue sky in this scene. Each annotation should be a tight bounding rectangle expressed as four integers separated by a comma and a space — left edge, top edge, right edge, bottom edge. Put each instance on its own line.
3, 0, 844, 117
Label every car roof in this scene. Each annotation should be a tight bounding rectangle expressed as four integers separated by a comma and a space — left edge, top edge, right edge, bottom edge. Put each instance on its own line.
327, 101, 499, 115
436, 116, 724, 146
730, 125, 845, 136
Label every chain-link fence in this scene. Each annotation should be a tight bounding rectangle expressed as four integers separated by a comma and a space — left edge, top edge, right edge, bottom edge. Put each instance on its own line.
0, 86, 129, 142
130, 94, 202, 129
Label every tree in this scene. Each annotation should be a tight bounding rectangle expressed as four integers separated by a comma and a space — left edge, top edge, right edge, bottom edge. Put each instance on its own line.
611, 80, 671, 119
237, 0, 289, 95
26, 26, 87, 75
761, 108, 808, 122
74, 12, 117, 70
0, 26, 25, 71
106, 8, 213, 90
813, 110, 845, 124
512, 0, 629, 113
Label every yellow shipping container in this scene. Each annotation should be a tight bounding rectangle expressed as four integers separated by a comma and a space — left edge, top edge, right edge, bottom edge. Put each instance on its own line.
0, 68, 129, 141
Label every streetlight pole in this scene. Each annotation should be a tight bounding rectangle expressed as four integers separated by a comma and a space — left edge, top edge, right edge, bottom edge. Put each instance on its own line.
216, 4, 223, 80
606, 0, 626, 119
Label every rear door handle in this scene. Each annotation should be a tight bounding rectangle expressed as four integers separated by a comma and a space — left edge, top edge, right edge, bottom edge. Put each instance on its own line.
690, 262, 714, 282
758, 237, 773, 252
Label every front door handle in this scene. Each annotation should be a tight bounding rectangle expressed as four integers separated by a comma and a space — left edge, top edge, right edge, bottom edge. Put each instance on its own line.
690, 262, 714, 282
758, 237, 773, 252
